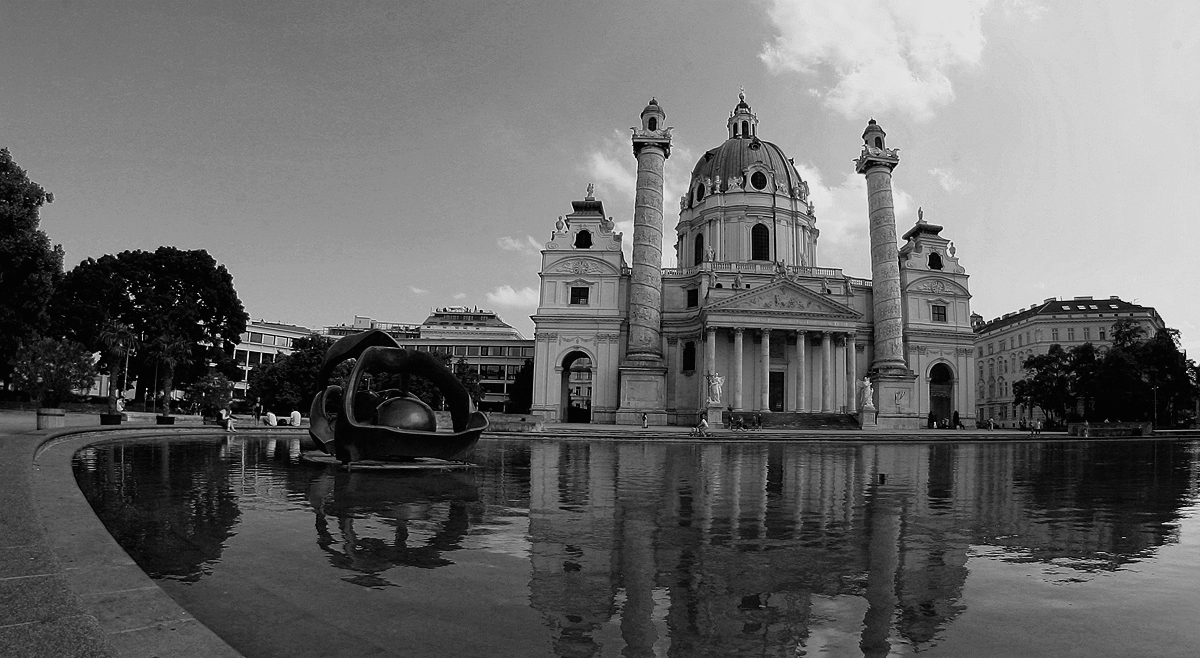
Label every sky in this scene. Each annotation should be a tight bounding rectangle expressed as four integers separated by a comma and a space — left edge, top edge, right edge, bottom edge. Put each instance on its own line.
3, 0, 1198, 354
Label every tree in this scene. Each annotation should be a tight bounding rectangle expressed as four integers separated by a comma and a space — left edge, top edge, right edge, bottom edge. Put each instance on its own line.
53, 247, 248, 402
10, 337, 97, 407
1016, 345, 1073, 424
0, 148, 64, 385
507, 358, 534, 413
97, 320, 140, 414
184, 373, 235, 417
453, 357, 483, 407
248, 334, 338, 413
145, 332, 193, 415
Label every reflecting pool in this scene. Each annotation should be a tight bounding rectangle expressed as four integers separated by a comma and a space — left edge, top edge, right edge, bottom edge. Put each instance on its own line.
74, 436, 1200, 657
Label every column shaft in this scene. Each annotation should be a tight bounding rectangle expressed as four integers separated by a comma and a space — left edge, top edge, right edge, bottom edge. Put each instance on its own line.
847, 334, 858, 413
733, 328, 744, 411
626, 144, 668, 361
760, 329, 771, 412
796, 331, 807, 412
821, 332, 833, 412
705, 327, 717, 375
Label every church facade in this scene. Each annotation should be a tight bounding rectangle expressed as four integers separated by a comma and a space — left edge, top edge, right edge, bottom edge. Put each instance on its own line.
530, 96, 976, 429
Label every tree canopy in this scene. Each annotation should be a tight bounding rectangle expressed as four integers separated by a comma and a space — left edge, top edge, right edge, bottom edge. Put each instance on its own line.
53, 247, 248, 401
1016, 320, 1198, 427
0, 148, 63, 384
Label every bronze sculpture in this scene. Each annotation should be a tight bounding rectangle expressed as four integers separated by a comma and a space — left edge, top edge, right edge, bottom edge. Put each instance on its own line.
309, 330, 487, 464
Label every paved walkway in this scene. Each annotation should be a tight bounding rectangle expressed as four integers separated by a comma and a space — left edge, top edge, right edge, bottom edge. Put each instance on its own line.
3, 410, 1189, 657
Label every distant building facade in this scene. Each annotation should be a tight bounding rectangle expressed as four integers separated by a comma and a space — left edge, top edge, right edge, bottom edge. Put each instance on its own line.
326, 307, 535, 413
972, 295, 1165, 426
232, 320, 316, 397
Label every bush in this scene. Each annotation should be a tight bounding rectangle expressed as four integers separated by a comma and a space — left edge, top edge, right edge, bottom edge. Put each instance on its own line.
10, 337, 97, 407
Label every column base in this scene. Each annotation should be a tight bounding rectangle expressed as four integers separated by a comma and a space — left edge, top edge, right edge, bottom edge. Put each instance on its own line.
615, 360, 667, 426
858, 406, 877, 428
870, 371, 920, 430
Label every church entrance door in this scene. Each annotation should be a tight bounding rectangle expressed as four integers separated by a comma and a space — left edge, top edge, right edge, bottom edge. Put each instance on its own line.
929, 363, 954, 425
769, 371, 785, 412
561, 352, 592, 423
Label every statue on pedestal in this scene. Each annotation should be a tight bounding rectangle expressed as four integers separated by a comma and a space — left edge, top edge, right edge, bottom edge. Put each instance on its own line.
858, 376, 875, 409
706, 372, 724, 405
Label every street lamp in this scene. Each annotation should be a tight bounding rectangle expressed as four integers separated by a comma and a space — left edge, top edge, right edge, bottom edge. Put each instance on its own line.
1152, 385, 1158, 429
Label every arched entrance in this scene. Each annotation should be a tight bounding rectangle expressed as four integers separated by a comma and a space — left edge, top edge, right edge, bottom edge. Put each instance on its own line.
561, 351, 593, 423
929, 363, 954, 425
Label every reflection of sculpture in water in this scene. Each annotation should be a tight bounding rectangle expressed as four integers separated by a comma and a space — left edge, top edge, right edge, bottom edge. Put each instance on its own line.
706, 372, 724, 404
306, 470, 478, 588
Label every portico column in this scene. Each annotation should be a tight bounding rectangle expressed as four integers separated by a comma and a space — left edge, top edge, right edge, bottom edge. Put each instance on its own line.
821, 331, 833, 412
733, 328, 744, 411
847, 333, 858, 413
760, 328, 771, 412
795, 330, 807, 413
705, 327, 717, 376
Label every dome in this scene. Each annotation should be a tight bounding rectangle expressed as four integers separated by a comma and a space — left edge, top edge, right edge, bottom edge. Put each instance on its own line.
641, 98, 662, 117
689, 136, 805, 195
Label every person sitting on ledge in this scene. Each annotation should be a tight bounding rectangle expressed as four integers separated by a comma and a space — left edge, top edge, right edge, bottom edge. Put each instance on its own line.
264, 411, 277, 426
289, 410, 302, 426
219, 405, 236, 433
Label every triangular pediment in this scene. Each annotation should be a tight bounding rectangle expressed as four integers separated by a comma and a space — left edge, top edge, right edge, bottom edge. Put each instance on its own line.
706, 280, 861, 318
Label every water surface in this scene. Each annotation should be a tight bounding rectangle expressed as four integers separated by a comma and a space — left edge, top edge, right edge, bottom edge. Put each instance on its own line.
74, 436, 1200, 657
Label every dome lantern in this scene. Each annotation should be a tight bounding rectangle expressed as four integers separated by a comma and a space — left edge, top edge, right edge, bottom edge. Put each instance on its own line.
727, 88, 758, 139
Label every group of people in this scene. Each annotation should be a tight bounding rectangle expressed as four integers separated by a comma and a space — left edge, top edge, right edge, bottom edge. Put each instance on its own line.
218, 399, 302, 432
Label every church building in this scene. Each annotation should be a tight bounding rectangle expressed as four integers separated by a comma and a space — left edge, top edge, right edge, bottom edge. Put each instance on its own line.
530, 95, 976, 429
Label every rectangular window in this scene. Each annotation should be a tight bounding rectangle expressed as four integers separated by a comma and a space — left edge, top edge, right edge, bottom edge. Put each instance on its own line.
977, 347, 983, 358
1099, 328, 1106, 340
1083, 327, 1091, 340
453, 345, 466, 356
932, 305, 947, 322
467, 346, 480, 356
248, 352, 262, 366
479, 346, 490, 357
1051, 328, 1059, 342
687, 289, 699, 308
249, 332, 264, 344
988, 343, 994, 355
522, 347, 534, 357
999, 339, 1006, 351
570, 286, 590, 305
1067, 328, 1075, 341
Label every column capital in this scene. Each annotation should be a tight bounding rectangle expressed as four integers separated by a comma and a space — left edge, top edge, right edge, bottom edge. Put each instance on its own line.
733, 327, 745, 336
760, 327, 772, 336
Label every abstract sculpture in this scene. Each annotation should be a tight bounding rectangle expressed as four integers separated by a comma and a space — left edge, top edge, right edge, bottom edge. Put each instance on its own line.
309, 330, 488, 464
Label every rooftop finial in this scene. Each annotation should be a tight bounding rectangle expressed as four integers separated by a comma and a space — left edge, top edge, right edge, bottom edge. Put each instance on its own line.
739, 86, 745, 103
586, 182, 594, 199
918, 206, 924, 222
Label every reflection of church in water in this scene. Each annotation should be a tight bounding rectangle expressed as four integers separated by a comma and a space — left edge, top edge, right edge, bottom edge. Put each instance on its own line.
511, 440, 1191, 657
530, 95, 977, 428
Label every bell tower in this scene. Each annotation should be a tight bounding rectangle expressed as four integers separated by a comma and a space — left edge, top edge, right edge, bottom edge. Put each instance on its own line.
616, 98, 672, 426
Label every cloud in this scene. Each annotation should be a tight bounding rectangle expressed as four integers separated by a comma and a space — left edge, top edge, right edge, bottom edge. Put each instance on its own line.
760, 0, 990, 121
496, 235, 543, 255
928, 167, 963, 192
486, 285, 539, 308
797, 162, 914, 276
582, 130, 695, 268
409, 286, 429, 294
453, 292, 466, 300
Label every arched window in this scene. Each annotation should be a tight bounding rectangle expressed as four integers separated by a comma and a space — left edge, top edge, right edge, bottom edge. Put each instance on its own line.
574, 230, 592, 249
741, 120, 749, 137
694, 234, 704, 266
682, 342, 696, 372
751, 223, 770, 261
874, 137, 883, 148
648, 117, 657, 131
928, 252, 943, 269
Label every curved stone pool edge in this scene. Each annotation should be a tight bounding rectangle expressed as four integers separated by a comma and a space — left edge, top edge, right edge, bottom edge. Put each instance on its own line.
3, 425, 247, 658
5, 425, 1198, 657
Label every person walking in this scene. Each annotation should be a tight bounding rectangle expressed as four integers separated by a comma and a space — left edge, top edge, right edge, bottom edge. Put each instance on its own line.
642, 413, 648, 429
